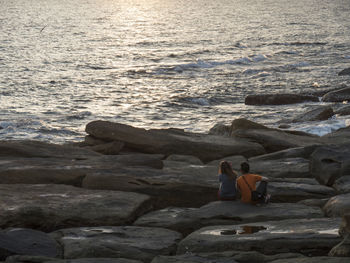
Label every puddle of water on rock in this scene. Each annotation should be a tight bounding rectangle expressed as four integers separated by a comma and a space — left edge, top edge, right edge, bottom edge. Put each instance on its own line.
202, 226, 267, 236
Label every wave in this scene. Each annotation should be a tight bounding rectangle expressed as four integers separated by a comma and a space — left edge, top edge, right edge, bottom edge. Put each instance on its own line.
269, 41, 327, 46
153, 55, 268, 74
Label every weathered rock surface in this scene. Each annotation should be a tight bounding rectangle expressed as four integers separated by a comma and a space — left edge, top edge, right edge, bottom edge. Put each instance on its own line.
322, 87, 350, 102
208, 123, 231, 136
86, 141, 125, 155
248, 157, 310, 178
152, 251, 304, 263
230, 119, 322, 153
291, 106, 334, 123
51, 227, 182, 263
335, 105, 350, 116
82, 168, 218, 208
0, 153, 164, 186
248, 145, 318, 160
5, 256, 142, 263
270, 257, 350, 263
297, 198, 329, 208
322, 126, 350, 144
245, 93, 319, 105
0, 140, 101, 159
329, 234, 350, 257
323, 193, 350, 217
85, 121, 266, 162
177, 218, 342, 255
165, 155, 203, 165
333, 176, 350, 193
134, 202, 324, 235
0, 184, 151, 231
338, 68, 350, 76
310, 144, 350, 186
0, 228, 61, 261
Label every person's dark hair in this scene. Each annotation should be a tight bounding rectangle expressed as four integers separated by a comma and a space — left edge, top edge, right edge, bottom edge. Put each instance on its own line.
240, 162, 250, 174
219, 161, 236, 180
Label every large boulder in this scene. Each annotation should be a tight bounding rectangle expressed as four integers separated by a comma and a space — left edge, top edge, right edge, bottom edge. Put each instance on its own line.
323, 193, 350, 217
322, 87, 350, 102
85, 121, 266, 162
134, 202, 324, 235
0, 184, 151, 231
176, 218, 342, 256
310, 144, 350, 186
291, 106, 334, 123
338, 68, 350, 76
0, 228, 61, 261
50, 226, 182, 263
230, 119, 322, 153
245, 94, 319, 105
333, 176, 350, 193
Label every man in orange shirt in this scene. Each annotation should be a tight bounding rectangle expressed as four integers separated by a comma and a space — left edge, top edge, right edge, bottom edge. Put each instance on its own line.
237, 162, 270, 204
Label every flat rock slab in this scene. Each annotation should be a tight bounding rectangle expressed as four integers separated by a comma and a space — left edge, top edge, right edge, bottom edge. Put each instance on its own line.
323, 193, 350, 217
0, 153, 163, 186
134, 202, 324, 235
244, 94, 319, 105
0, 140, 101, 159
151, 251, 304, 263
248, 157, 311, 178
51, 226, 183, 263
0, 184, 151, 231
5, 256, 142, 263
0, 228, 61, 261
177, 218, 342, 256
271, 257, 350, 263
85, 121, 266, 162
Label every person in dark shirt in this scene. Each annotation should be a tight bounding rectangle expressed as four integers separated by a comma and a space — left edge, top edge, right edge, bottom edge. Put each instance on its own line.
218, 160, 238, 200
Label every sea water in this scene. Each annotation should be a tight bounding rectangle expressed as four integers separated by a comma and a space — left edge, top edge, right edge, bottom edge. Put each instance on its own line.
0, 0, 350, 143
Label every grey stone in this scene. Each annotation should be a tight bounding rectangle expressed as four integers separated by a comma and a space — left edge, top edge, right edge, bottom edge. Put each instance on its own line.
51, 226, 182, 263
323, 193, 350, 217
165, 155, 203, 165
0, 184, 151, 231
177, 218, 342, 256
323, 87, 350, 102
333, 176, 350, 193
335, 105, 350, 116
0, 153, 163, 185
271, 257, 350, 263
208, 123, 231, 136
245, 94, 319, 105
291, 106, 334, 123
298, 198, 329, 208
310, 144, 350, 186
0, 228, 61, 261
134, 202, 324, 235
87, 141, 125, 155
329, 234, 350, 257
5, 256, 143, 263
85, 121, 266, 162
230, 119, 322, 153
338, 68, 350, 76
151, 251, 304, 263
248, 157, 310, 178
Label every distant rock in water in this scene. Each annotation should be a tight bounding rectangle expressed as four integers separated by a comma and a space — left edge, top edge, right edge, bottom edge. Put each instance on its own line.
322, 86, 350, 102
245, 93, 319, 105
338, 68, 350, 76
291, 106, 334, 123
335, 105, 350, 116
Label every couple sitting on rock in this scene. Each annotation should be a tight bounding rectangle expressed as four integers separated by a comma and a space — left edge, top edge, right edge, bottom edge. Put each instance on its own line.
218, 161, 270, 205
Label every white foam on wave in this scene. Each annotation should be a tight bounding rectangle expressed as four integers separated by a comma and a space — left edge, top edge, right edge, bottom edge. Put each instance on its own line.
156, 54, 268, 73
190, 98, 210, 106
293, 118, 349, 136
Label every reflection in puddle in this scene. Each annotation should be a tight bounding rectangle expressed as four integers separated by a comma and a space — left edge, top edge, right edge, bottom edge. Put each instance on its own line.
203, 226, 267, 236
238, 225, 267, 234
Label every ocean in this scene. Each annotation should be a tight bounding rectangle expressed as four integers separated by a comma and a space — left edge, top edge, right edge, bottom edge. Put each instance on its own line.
1, 0, 350, 143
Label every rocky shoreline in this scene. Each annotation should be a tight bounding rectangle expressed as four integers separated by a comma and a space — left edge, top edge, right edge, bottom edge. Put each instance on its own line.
1, 86, 350, 262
